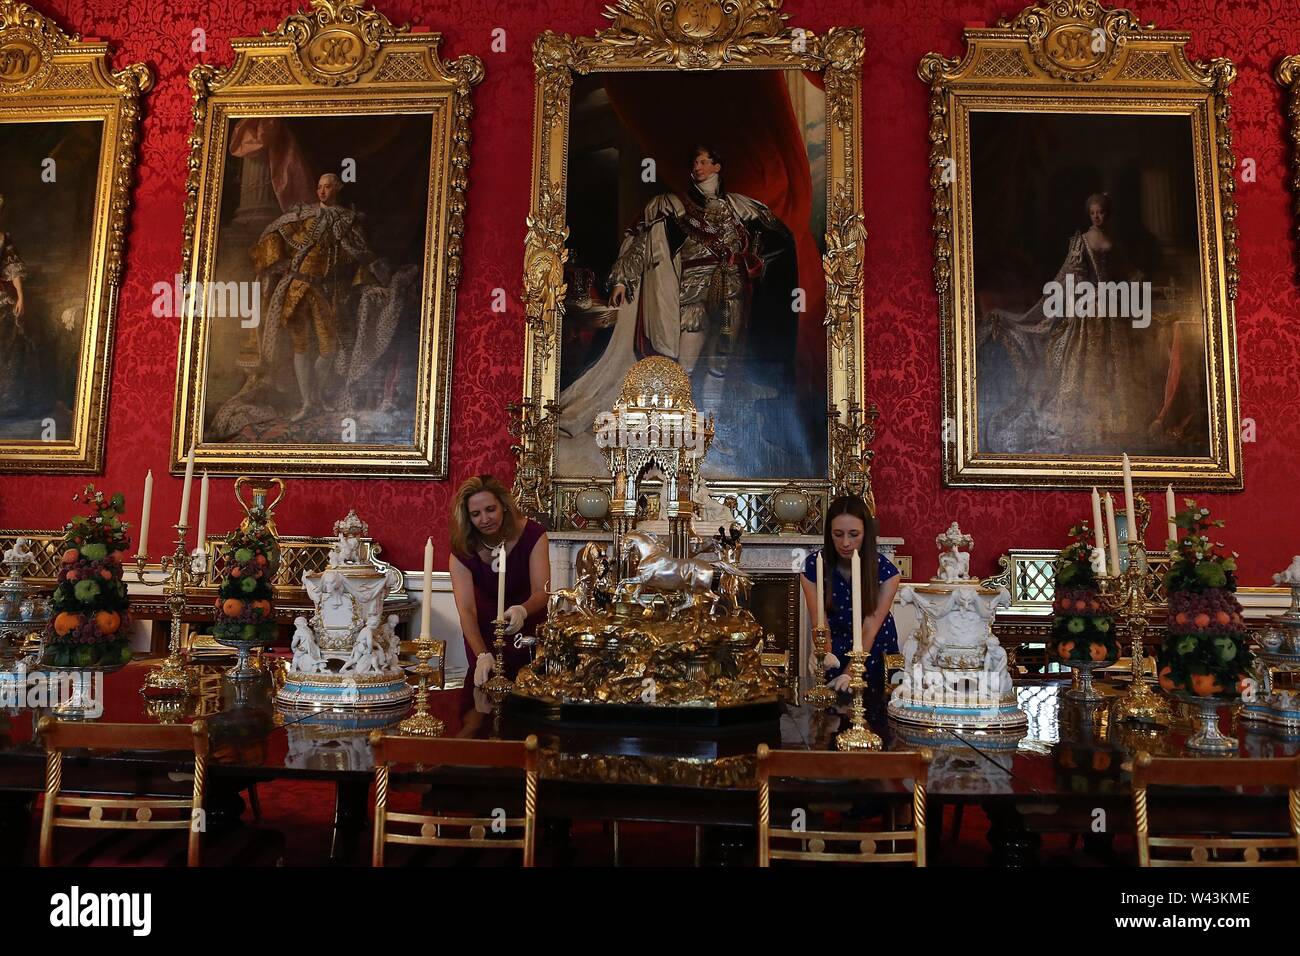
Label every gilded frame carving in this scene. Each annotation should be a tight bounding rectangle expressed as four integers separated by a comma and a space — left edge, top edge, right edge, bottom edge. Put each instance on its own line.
172, 0, 482, 478
515, 0, 871, 532
921, 1, 1242, 489
1277, 55, 1300, 282
0, 1, 152, 472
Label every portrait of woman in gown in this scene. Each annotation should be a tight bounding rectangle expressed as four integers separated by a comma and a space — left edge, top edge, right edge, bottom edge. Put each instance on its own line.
976, 191, 1200, 457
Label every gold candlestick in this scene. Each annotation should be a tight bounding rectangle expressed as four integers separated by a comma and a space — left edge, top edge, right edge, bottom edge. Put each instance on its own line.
135, 524, 199, 697
835, 650, 881, 751
804, 625, 836, 709
1098, 541, 1171, 725
398, 635, 445, 737
482, 619, 513, 698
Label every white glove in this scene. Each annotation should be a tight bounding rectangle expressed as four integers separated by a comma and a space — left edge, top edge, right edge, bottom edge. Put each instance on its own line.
806, 650, 837, 671
473, 652, 495, 688
502, 605, 527, 636
828, 673, 852, 693
472, 687, 494, 714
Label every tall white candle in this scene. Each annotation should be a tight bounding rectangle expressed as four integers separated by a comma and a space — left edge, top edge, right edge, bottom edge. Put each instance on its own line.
815, 551, 826, 630
496, 543, 507, 622
421, 537, 433, 639
851, 548, 862, 653
138, 470, 153, 558
178, 446, 195, 528
1090, 487, 1104, 556
1165, 484, 1177, 546
1121, 453, 1138, 545
1104, 493, 1120, 576
195, 471, 210, 552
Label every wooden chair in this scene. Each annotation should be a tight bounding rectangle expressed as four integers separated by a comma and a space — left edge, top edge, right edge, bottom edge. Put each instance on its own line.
1134, 752, 1300, 867
756, 744, 931, 866
371, 733, 539, 867
39, 718, 208, 867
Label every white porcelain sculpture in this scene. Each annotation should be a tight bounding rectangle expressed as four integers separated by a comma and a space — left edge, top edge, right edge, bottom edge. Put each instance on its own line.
889, 523, 1027, 732
275, 513, 411, 712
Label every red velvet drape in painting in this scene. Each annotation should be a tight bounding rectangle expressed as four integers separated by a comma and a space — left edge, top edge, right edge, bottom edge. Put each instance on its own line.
1, 1, 1299, 584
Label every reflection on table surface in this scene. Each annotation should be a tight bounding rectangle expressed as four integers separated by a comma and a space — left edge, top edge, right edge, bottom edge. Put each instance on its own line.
0, 663, 1296, 800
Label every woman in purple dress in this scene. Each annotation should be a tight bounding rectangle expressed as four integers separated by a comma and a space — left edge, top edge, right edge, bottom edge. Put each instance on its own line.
448, 475, 550, 692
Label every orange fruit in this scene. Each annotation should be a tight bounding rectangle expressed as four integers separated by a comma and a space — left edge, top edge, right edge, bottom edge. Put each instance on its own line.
251, 600, 272, 617
1092, 752, 1111, 772
1214, 611, 1230, 626
94, 611, 120, 634
255, 554, 268, 567
221, 598, 245, 618
1174, 612, 1189, 626
1089, 642, 1109, 662
1191, 673, 1223, 697
1158, 665, 1176, 692
229, 566, 242, 577
53, 612, 81, 637
1074, 600, 1087, 611
61, 549, 79, 564
1193, 613, 1210, 629
1058, 640, 1075, 659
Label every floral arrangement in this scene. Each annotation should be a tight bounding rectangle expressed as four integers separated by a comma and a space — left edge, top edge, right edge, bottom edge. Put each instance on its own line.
44, 486, 133, 667
1049, 521, 1118, 665
1157, 501, 1251, 698
211, 521, 280, 645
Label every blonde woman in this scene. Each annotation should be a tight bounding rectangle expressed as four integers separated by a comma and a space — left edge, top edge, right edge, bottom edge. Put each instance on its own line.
449, 475, 550, 690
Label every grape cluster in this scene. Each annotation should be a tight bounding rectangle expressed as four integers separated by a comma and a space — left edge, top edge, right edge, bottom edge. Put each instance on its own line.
1167, 588, 1245, 636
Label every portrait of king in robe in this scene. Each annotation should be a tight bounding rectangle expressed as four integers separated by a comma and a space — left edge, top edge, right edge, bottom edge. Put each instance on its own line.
557, 69, 828, 481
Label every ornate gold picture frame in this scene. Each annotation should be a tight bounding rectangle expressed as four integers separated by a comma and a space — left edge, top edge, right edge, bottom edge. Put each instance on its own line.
922, 1, 1241, 489
0, 1, 151, 472
514, 0, 871, 533
172, 0, 482, 478
1277, 55, 1300, 281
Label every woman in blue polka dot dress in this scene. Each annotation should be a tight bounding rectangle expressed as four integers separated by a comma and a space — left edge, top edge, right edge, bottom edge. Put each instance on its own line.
800, 495, 901, 704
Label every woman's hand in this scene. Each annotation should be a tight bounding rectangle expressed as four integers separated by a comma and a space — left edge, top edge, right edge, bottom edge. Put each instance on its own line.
828, 673, 852, 693
473, 652, 495, 687
808, 651, 839, 674
609, 284, 628, 307
502, 604, 527, 635
12, 295, 23, 320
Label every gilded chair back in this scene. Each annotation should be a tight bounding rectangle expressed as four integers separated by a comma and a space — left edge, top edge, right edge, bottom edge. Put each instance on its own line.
39, 718, 209, 867
371, 733, 539, 867
756, 745, 931, 866
1134, 752, 1300, 867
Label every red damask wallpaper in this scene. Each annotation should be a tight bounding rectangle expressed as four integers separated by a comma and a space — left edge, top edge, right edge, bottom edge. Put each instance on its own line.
2, 0, 1299, 583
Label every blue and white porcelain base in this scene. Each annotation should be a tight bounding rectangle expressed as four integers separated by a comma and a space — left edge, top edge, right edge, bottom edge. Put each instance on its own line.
275, 668, 412, 713
887, 693, 1028, 732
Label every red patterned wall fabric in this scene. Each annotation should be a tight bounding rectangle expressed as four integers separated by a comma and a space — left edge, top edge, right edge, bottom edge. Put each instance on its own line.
1, 1, 1298, 583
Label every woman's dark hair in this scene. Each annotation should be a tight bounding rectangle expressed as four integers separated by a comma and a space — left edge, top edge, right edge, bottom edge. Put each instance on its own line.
820, 495, 879, 619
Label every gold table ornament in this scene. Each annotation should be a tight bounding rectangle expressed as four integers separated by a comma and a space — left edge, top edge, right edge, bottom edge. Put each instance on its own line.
804, 625, 837, 710
1097, 541, 1171, 726
134, 524, 200, 696
397, 635, 445, 737
482, 619, 513, 698
835, 650, 881, 751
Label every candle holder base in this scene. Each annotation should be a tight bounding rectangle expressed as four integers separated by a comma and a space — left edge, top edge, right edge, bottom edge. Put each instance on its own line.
142, 655, 197, 697
397, 638, 445, 737
1113, 674, 1172, 725
834, 651, 882, 751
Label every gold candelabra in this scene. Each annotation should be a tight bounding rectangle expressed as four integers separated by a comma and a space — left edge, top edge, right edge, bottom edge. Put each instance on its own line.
835, 650, 882, 751
398, 634, 445, 737
482, 619, 513, 698
804, 625, 836, 709
134, 524, 200, 697
1097, 541, 1171, 725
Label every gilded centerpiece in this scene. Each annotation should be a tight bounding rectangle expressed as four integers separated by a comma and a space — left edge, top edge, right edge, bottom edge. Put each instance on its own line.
512, 359, 779, 721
